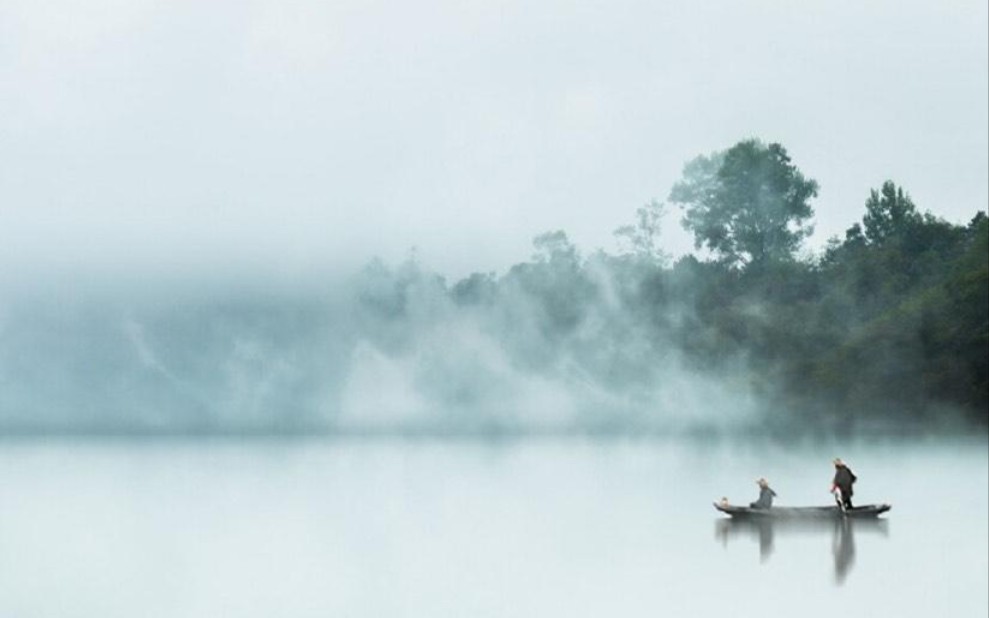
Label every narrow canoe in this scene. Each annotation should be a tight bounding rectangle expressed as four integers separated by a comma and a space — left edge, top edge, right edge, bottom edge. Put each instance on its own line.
714, 502, 891, 519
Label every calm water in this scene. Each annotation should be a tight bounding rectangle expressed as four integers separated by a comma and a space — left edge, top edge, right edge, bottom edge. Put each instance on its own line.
0, 436, 985, 617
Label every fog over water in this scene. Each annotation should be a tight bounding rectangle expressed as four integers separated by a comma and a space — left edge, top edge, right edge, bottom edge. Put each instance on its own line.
1, 1, 985, 615
0, 436, 984, 617
0, 267, 762, 435
2, 0, 985, 434
2, 223, 983, 436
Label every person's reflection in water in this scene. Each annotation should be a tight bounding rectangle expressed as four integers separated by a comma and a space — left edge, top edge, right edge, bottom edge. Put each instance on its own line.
715, 517, 889, 585
714, 518, 776, 562
832, 518, 855, 585
755, 519, 774, 563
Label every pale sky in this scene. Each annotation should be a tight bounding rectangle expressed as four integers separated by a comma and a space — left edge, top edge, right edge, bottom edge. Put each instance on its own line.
2, 0, 986, 282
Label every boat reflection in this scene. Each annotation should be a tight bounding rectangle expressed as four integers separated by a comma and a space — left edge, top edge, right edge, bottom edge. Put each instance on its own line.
715, 516, 889, 585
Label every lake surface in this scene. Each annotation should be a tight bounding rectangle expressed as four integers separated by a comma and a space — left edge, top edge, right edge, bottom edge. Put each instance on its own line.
0, 435, 985, 617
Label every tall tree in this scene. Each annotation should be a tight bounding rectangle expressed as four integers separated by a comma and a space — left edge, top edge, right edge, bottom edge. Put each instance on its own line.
862, 180, 919, 245
670, 139, 818, 268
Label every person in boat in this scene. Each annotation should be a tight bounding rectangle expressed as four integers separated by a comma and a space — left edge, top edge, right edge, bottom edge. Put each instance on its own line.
831, 458, 857, 509
749, 477, 776, 509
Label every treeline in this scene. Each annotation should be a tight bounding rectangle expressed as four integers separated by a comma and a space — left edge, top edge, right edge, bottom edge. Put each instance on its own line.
1, 139, 983, 434
360, 139, 988, 430
667, 185, 987, 428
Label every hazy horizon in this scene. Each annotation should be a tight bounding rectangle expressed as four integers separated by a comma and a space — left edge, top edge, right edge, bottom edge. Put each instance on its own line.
2, 0, 986, 282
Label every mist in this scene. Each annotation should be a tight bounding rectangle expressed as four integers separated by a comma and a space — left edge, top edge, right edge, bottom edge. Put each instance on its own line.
0, 248, 762, 436
5, 142, 986, 437
4, 198, 983, 437
1, 0, 985, 436
3, 4, 987, 617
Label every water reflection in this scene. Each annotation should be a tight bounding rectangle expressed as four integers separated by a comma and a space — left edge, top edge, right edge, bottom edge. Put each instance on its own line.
715, 517, 889, 585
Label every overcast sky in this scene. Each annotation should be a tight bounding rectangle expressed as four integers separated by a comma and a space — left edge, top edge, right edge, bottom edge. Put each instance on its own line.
1, 0, 986, 283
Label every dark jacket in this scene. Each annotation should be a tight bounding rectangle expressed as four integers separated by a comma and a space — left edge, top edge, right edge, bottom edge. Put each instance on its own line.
751, 486, 777, 509
833, 466, 857, 496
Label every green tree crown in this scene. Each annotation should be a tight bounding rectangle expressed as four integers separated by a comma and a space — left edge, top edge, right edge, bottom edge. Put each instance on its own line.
670, 139, 818, 268
862, 180, 919, 245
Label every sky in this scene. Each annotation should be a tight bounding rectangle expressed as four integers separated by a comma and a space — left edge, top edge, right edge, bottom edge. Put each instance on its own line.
1, 0, 986, 283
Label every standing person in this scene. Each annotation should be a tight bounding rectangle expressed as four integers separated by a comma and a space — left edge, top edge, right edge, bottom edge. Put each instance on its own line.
750, 478, 777, 509
831, 458, 857, 509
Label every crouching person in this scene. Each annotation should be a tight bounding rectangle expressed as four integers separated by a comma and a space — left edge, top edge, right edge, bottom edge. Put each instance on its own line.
750, 477, 777, 509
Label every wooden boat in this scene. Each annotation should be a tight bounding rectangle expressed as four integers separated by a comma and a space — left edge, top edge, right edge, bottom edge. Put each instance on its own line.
714, 502, 891, 519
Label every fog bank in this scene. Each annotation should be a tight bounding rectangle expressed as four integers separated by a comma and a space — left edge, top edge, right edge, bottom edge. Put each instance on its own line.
0, 258, 763, 435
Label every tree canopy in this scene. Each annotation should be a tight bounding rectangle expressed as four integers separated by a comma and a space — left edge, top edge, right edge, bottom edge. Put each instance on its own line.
670, 139, 818, 268
862, 180, 919, 245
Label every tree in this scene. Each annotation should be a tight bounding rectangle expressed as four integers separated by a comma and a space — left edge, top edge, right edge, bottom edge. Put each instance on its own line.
613, 199, 670, 266
502, 230, 594, 341
862, 180, 919, 245
669, 139, 818, 268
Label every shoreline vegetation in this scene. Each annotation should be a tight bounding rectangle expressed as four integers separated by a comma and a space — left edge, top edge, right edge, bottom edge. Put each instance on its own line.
2, 139, 986, 435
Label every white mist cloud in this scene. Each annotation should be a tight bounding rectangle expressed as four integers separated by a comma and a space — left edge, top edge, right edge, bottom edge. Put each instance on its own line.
339, 314, 581, 431
339, 342, 433, 429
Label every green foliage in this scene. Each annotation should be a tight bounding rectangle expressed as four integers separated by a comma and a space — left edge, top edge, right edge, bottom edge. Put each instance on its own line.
670, 139, 818, 268
401, 158, 988, 430
791, 184, 987, 424
862, 180, 919, 244
494, 231, 602, 371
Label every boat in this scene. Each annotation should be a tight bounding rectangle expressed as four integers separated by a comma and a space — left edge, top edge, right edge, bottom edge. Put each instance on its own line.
714, 502, 891, 519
